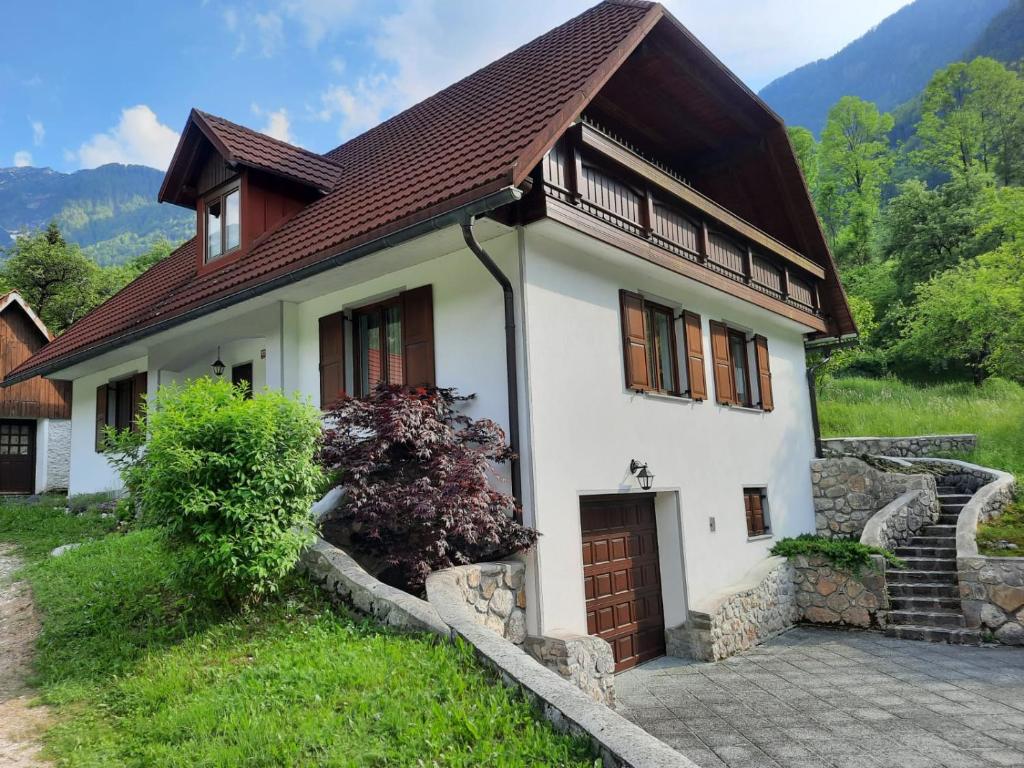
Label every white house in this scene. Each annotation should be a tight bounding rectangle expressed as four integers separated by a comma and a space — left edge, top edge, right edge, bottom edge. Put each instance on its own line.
4, 1, 855, 671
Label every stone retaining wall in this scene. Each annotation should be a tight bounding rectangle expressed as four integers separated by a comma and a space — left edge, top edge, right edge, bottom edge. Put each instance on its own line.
666, 556, 798, 662
792, 555, 888, 629
522, 632, 616, 706
958, 557, 1024, 645
812, 457, 938, 540
441, 561, 527, 645
821, 434, 976, 458
860, 490, 938, 551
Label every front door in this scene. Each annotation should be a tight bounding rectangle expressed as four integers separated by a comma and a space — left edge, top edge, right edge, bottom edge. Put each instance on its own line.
580, 494, 665, 672
0, 420, 36, 495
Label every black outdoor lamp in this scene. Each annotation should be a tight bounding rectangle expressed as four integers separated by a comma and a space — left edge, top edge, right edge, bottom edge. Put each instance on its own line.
630, 459, 655, 491
211, 346, 226, 377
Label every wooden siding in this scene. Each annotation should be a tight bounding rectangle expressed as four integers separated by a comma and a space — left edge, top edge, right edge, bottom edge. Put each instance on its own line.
197, 152, 234, 197
0, 305, 70, 419
751, 254, 783, 294
707, 233, 745, 277
789, 274, 815, 309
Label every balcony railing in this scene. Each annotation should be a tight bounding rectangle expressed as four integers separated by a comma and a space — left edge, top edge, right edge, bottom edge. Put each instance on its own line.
540, 119, 823, 318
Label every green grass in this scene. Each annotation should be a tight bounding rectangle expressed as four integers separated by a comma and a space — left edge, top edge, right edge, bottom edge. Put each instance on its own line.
977, 502, 1024, 558
818, 376, 1024, 478
1, 501, 595, 767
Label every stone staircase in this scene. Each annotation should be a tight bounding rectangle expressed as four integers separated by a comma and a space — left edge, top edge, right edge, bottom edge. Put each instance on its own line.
884, 484, 981, 645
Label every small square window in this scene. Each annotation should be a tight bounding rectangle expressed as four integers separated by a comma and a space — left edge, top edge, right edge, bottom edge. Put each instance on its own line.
743, 487, 770, 538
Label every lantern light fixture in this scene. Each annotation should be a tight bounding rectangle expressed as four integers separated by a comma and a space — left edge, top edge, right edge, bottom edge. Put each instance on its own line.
211, 347, 226, 377
629, 459, 654, 491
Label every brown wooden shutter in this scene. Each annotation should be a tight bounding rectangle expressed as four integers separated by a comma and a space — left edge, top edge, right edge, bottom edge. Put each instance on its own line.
95, 384, 108, 452
681, 311, 707, 401
402, 284, 435, 388
620, 290, 651, 391
708, 321, 735, 405
318, 311, 345, 409
753, 334, 774, 412
131, 372, 147, 432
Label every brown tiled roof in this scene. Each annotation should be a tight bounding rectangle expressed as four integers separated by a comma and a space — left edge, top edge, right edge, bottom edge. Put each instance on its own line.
9, 0, 660, 381
7, 0, 851, 383
194, 110, 343, 192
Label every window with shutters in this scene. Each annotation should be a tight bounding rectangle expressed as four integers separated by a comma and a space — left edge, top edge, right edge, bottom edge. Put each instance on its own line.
354, 297, 404, 396
95, 372, 146, 451
619, 290, 707, 399
709, 322, 774, 412
743, 487, 771, 538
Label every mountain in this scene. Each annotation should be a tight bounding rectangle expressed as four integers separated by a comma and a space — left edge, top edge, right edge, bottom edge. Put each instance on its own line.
0, 164, 192, 266
966, 0, 1024, 62
758, 0, 1011, 134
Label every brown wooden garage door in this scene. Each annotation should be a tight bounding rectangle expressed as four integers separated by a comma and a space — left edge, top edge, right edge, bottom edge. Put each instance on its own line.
580, 494, 665, 672
0, 420, 35, 495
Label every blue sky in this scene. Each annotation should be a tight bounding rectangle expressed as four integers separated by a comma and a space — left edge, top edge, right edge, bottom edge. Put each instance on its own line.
0, 0, 911, 172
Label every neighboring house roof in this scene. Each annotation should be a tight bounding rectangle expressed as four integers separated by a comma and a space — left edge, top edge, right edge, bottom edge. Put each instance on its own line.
5, 0, 853, 386
0, 291, 53, 341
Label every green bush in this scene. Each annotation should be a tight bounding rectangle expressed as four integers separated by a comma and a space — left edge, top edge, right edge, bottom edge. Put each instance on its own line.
109, 378, 323, 606
771, 534, 904, 573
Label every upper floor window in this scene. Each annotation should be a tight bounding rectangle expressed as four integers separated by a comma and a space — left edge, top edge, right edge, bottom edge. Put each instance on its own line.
619, 290, 707, 399
205, 184, 240, 262
709, 322, 774, 411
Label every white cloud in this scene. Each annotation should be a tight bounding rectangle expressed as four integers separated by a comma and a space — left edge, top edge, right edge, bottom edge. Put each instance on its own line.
223, 6, 238, 31
253, 105, 296, 143
317, 75, 398, 140
30, 120, 44, 146
13, 151, 33, 167
254, 11, 284, 57
74, 105, 179, 170
281, 0, 357, 48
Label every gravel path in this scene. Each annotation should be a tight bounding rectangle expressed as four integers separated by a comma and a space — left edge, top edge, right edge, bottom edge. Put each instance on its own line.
0, 544, 50, 768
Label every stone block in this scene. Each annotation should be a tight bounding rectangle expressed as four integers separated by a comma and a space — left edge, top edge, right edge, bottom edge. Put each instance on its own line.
980, 603, 1007, 628
990, 585, 1024, 613
994, 622, 1024, 646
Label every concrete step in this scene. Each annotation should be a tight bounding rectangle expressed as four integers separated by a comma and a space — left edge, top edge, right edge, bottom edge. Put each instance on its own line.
937, 515, 961, 525
936, 486, 963, 495
894, 546, 957, 558
888, 610, 965, 628
897, 557, 957, 572
909, 536, 959, 548
938, 494, 972, 505
888, 582, 961, 599
885, 625, 981, 645
921, 524, 958, 537
887, 569, 957, 585
889, 595, 962, 612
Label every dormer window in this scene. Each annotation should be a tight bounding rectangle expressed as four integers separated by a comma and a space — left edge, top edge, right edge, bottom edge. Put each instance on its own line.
205, 184, 240, 262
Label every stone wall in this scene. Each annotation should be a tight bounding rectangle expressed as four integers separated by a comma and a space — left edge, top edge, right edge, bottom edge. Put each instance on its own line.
441, 561, 527, 645
792, 555, 888, 628
44, 419, 71, 492
522, 632, 615, 706
666, 556, 798, 662
821, 434, 976, 458
860, 490, 938, 551
959, 557, 1024, 645
811, 457, 938, 540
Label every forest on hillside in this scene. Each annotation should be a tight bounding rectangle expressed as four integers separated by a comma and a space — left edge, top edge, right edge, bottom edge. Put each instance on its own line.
790, 56, 1024, 386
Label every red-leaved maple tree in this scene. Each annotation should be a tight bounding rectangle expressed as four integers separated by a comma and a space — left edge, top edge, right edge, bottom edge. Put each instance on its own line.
318, 386, 537, 591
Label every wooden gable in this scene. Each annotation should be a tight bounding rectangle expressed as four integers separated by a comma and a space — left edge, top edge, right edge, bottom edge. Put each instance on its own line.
0, 294, 71, 419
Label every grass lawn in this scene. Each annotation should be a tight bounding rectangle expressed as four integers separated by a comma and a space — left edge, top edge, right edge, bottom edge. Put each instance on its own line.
0, 497, 595, 767
818, 375, 1024, 557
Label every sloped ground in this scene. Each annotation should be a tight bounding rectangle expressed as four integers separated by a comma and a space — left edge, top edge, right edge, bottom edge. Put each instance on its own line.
618, 627, 1024, 768
0, 544, 50, 768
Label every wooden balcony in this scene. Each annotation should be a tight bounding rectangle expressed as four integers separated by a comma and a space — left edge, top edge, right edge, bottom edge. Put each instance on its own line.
539, 119, 826, 330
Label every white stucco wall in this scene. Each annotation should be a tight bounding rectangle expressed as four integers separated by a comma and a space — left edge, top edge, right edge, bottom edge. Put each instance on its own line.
519, 221, 817, 636
68, 356, 147, 496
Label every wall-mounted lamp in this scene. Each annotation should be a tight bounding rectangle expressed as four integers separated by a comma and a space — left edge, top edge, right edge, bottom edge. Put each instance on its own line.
211, 346, 226, 377
629, 459, 655, 491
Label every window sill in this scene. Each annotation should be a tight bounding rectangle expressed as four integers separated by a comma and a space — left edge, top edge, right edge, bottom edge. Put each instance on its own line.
747, 533, 773, 542
723, 404, 767, 414
640, 390, 694, 404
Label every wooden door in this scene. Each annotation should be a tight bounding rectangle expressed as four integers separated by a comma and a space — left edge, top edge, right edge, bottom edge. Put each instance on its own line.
580, 495, 665, 672
0, 420, 35, 494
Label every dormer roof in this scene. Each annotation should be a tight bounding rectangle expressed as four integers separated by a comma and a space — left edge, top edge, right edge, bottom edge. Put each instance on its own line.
158, 109, 343, 207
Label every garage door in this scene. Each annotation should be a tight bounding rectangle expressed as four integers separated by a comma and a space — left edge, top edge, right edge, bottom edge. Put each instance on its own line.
580, 494, 665, 672
0, 420, 35, 495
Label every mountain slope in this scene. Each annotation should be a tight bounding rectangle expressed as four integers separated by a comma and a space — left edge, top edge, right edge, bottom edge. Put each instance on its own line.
0, 164, 192, 266
966, 0, 1024, 62
759, 0, 1010, 133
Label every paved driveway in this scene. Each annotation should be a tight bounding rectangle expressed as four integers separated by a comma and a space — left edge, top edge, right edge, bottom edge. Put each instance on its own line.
617, 627, 1024, 768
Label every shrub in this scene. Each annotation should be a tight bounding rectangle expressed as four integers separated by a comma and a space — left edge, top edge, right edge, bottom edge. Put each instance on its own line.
108, 378, 323, 606
318, 386, 537, 591
771, 534, 904, 573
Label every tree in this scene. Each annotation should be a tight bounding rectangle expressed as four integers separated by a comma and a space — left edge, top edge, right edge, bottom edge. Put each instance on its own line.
318, 386, 537, 592
787, 126, 819, 192
1, 224, 100, 332
818, 97, 894, 265
917, 58, 1024, 185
